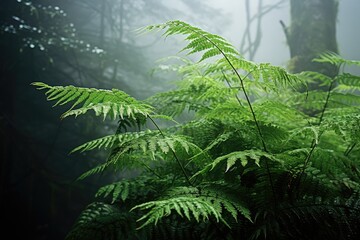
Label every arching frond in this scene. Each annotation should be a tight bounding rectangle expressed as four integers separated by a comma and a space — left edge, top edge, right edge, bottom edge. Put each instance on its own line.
71, 130, 154, 153
147, 74, 235, 117
207, 56, 304, 91
143, 20, 240, 62
65, 202, 136, 240
95, 176, 163, 204
132, 186, 251, 229
194, 149, 283, 178
300, 71, 333, 86
254, 100, 308, 129
32, 82, 153, 120
313, 51, 360, 67
132, 197, 223, 229
335, 73, 360, 93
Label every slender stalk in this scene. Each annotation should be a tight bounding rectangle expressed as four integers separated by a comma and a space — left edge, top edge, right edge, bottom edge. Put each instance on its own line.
139, 161, 162, 179
194, 29, 267, 152
294, 79, 335, 193
148, 116, 192, 186
222, 71, 244, 107
188, 27, 278, 205
344, 142, 357, 156
318, 80, 334, 125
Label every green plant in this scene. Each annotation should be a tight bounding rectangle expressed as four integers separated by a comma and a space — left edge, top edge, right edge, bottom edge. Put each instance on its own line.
34, 20, 360, 239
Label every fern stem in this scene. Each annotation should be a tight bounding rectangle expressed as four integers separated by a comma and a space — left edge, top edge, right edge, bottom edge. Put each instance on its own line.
139, 161, 162, 179
344, 142, 357, 156
294, 79, 335, 194
148, 116, 192, 186
190, 27, 279, 206
318, 80, 335, 125
197, 30, 267, 152
222, 71, 244, 107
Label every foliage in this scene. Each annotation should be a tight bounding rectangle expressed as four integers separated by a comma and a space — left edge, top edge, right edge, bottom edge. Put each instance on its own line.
36, 20, 360, 239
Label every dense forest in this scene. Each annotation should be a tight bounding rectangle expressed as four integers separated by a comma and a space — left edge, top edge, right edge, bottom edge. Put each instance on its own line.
1, 0, 360, 239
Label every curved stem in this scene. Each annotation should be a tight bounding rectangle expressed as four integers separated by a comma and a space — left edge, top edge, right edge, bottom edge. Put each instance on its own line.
294, 79, 335, 194
195, 30, 267, 152
318, 80, 334, 125
148, 116, 192, 186
187, 27, 278, 204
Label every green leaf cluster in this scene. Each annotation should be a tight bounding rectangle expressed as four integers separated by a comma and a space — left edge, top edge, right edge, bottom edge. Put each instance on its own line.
36, 21, 360, 240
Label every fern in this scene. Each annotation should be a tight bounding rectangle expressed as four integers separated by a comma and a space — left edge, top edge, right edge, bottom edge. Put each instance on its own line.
97, 180, 134, 203
35, 20, 360, 239
313, 51, 360, 67
32, 82, 153, 120
193, 149, 284, 181
132, 186, 251, 229
143, 20, 240, 62
65, 202, 136, 240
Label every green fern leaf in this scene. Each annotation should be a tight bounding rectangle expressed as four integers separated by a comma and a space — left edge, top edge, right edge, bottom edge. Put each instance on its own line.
96, 180, 131, 203
195, 149, 283, 176
335, 73, 360, 93
65, 202, 135, 240
313, 51, 360, 67
132, 196, 223, 229
32, 82, 153, 120
144, 20, 240, 63
70, 130, 153, 153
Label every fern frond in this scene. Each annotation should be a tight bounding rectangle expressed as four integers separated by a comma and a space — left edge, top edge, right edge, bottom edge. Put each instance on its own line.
335, 73, 360, 93
132, 197, 223, 229
144, 20, 240, 62
254, 100, 307, 129
286, 126, 320, 145
147, 75, 235, 117
313, 51, 360, 67
321, 110, 360, 143
32, 82, 153, 120
300, 71, 333, 86
132, 185, 251, 229
71, 130, 153, 153
255, 63, 304, 90
65, 202, 136, 240
96, 180, 132, 203
204, 101, 251, 125
77, 162, 110, 180
194, 149, 283, 178
330, 92, 360, 107
96, 176, 161, 204
208, 56, 304, 91
113, 133, 199, 157
291, 90, 360, 112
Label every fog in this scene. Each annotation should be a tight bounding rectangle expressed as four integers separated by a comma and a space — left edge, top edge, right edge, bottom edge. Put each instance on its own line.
1, 0, 360, 239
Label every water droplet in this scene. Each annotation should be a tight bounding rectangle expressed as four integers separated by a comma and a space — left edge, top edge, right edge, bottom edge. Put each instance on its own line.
12, 16, 23, 22
29, 43, 35, 48
54, 6, 60, 10
92, 47, 104, 54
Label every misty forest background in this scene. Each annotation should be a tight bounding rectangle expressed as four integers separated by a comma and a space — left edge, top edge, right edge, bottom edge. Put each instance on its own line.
1, 0, 360, 239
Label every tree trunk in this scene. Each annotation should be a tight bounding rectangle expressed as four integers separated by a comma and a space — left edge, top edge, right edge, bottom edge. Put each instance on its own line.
284, 0, 339, 84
